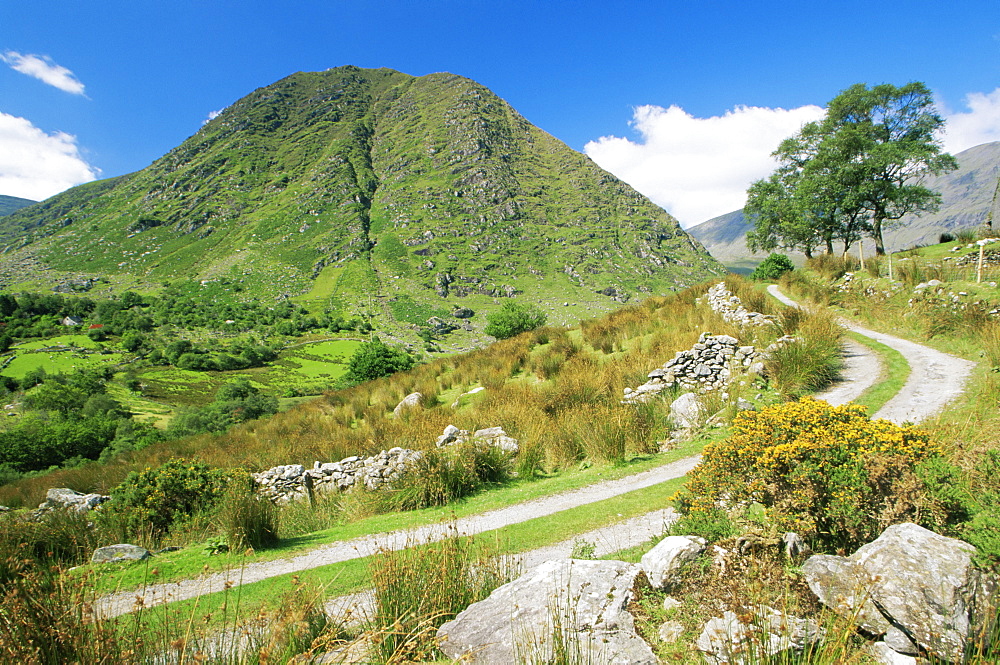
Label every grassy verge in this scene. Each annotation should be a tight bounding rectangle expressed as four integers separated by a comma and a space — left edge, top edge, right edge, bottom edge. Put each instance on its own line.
108, 473, 690, 638
78, 438, 708, 596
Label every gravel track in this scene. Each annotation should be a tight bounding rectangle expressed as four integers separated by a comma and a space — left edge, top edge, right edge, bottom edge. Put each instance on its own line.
96, 457, 699, 618
768, 285, 976, 424
98, 288, 976, 621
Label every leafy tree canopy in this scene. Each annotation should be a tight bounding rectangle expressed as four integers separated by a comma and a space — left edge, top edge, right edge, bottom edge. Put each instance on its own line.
483, 301, 547, 340
746, 82, 957, 257
345, 337, 414, 384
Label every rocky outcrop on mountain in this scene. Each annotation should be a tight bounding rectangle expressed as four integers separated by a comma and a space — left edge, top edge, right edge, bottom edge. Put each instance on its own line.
803, 523, 999, 663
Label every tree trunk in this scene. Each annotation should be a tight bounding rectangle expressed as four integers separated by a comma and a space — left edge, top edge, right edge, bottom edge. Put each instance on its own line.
873, 216, 886, 255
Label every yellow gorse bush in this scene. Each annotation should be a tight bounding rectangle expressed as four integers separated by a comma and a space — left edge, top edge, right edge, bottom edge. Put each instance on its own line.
676, 397, 943, 552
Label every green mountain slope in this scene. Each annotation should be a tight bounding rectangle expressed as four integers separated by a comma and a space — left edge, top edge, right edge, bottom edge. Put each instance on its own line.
689, 142, 1000, 267
0, 195, 37, 217
0, 66, 722, 332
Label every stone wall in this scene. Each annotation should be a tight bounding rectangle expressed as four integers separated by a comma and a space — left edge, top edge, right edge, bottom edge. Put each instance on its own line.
253, 426, 518, 505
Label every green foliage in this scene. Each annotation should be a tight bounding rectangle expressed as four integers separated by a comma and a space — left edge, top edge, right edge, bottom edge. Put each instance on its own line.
101, 459, 229, 540
166, 378, 279, 438
749, 253, 794, 281
219, 471, 280, 552
345, 336, 414, 384
747, 81, 957, 257
368, 530, 518, 663
674, 398, 949, 552
483, 301, 547, 339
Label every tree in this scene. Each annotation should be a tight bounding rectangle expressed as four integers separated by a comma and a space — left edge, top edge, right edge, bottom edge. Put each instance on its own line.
483, 301, 547, 340
824, 82, 957, 254
747, 82, 957, 257
345, 337, 414, 384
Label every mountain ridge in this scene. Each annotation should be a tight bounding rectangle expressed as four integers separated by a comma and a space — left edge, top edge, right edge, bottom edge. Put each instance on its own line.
0, 66, 722, 332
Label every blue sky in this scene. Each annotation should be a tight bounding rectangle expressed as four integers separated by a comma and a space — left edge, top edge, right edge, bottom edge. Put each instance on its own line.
3, 0, 1000, 226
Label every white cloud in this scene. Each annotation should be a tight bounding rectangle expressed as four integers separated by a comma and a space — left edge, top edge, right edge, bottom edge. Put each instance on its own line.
939, 88, 1000, 154
203, 109, 224, 125
584, 104, 826, 227
0, 112, 99, 200
1, 50, 86, 95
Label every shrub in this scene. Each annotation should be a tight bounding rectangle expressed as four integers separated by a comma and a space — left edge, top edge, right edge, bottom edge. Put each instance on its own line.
674, 398, 948, 552
484, 301, 547, 339
749, 253, 794, 281
100, 458, 229, 541
345, 336, 414, 384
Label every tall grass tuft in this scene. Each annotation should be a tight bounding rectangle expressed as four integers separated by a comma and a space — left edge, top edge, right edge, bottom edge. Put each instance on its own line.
220, 470, 280, 552
367, 528, 519, 663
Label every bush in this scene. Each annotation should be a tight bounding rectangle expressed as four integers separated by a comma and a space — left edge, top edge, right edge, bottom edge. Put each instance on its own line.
749, 253, 795, 281
674, 398, 950, 552
345, 337, 414, 384
101, 458, 229, 541
483, 301, 547, 339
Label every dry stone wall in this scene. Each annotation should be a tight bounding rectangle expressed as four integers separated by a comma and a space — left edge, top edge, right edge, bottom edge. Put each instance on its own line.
253, 426, 518, 505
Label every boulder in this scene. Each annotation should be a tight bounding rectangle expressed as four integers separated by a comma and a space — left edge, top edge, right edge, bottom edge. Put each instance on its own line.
640, 535, 705, 589
473, 426, 519, 453
436, 424, 461, 446
39, 487, 109, 513
696, 607, 824, 664
804, 523, 999, 662
92, 544, 152, 564
670, 393, 702, 429
393, 391, 424, 417
437, 558, 657, 664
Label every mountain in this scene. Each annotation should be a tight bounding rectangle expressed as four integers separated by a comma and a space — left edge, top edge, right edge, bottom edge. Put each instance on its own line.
0, 66, 722, 331
0, 195, 36, 217
689, 142, 1000, 269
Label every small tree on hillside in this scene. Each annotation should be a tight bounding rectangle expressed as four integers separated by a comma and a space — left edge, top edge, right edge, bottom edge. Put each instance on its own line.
483, 301, 547, 340
345, 337, 414, 384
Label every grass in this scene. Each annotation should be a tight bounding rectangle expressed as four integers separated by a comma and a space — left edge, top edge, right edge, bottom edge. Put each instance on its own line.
843, 330, 910, 415
75, 441, 706, 596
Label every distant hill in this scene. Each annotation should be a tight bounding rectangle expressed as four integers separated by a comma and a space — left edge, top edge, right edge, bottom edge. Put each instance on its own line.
0, 66, 722, 332
689, 142, 1000, 269
0, 195, 36, 217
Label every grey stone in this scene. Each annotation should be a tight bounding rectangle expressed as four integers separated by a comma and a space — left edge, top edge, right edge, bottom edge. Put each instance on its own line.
92, 544, 152, 564
640, 535, 706, 589
658, 620, 684, 643
804, 523, 999, 662
40, 487, 109, 512
670, 392, 702, 429
696, 606, 825, 664
437, 558, 657, 664
392, 392, 424, 417
802, 554, 891, 635
867, 641, 920, 665
885, 625, 920, 656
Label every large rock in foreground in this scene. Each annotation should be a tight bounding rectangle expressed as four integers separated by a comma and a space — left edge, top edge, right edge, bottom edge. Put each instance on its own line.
803, 523, 998, 662
437, 558, 656, 664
